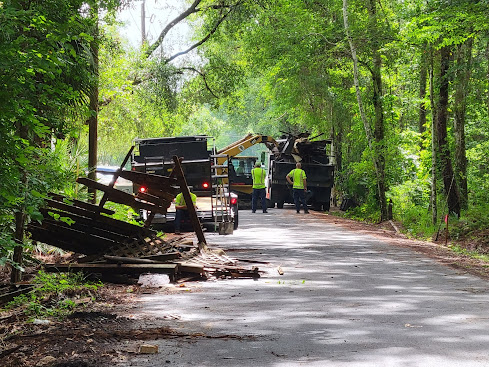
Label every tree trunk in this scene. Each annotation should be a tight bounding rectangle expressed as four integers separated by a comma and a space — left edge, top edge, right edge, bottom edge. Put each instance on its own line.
367, 0, 388, 221
418, 49, 428, 139
436, 46, 461, 217
10, 211, 26, 283
486, 38, 489, 119
87, 7, 99, 204
343, 0, 388, 221
11, 123, 28, 283
453, 38, 473, 210
429, 48, 437, 226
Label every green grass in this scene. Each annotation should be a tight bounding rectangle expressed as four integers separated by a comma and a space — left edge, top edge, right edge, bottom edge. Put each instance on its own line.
4, 271, 102, 320
447, 244, 489, 262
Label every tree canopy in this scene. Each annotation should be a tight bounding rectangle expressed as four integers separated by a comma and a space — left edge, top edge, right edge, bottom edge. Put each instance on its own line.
2, 0, 489, 276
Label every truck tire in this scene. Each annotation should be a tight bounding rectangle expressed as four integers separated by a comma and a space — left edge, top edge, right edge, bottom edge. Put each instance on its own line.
277, 201, 284, 209
233, 211, 239, 229
323, 201, 330, 212
312, 203, 322, 211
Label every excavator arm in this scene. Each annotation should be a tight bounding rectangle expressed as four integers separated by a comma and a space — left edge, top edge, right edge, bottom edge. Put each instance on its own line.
216, 133, 279, 166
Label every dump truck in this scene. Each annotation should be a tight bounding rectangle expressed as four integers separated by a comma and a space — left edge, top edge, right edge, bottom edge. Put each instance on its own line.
131, 136, 238, 230
267, 133, 334, 211
217, 133, 334, 211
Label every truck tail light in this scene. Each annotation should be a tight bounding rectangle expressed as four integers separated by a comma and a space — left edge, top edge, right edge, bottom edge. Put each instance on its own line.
139, 186, 147, 193
230, 197, 237, 205
202, 182, 209, 189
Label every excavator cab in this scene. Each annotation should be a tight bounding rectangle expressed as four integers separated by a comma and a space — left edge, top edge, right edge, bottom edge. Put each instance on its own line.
229, 156, 257, 185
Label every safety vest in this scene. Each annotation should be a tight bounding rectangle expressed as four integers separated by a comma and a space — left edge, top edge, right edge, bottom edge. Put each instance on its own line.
251, 167, 266, 189
175, 192, 197, 207
288, 168, 306, 189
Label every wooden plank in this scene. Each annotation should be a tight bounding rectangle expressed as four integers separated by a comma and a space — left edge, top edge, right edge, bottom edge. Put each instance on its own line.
76, 177, 167, 214
28, 223, 118, 255
141, 252, 182, 262
43, 263, 178, 275
44, 199, 153, 237
135, 191, 172, 207
177, 263, 205, 274
103, 255, 161, 264
48, 193, 115, 215
40, 209, 140, 242
172, 156, 207, 247
118, 170, 178, 192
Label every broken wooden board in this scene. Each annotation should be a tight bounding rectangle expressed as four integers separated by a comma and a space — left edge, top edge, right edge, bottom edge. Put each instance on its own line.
48, 193, 115, 215
44, 263, 178, 276
76, 177, 168, 214
118, 170, 178, 195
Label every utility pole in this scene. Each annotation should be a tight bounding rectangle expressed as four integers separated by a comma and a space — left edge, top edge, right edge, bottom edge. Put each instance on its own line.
141, 0, 146, 46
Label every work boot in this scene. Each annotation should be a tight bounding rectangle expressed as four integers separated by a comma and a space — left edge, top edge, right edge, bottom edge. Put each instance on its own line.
252, 210, 256, 213
175, 230, 181, 234
263, 210, 268, 213
304, 210, 309, 214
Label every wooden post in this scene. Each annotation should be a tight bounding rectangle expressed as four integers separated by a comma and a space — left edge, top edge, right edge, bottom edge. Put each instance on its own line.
387, 199, 393, 220
172, 156, 206, 248
445, 214, 449, 246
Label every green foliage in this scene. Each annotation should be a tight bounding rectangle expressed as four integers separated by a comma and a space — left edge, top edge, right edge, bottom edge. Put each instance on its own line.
397, 205, 437, 240
103, 202, 142, 226
4, 271, 102, 319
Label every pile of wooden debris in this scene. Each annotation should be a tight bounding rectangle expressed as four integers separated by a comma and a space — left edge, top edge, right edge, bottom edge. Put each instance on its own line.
27, 155, 260, 283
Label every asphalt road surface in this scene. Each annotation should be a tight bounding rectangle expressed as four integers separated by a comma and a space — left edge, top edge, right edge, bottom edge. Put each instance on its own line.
121, 207, 489, 367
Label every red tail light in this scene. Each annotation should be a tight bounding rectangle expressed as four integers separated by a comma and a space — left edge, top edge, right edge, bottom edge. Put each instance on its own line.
202, 182, 209, 189
230, 197, 237, 205
139, 186, 147, 193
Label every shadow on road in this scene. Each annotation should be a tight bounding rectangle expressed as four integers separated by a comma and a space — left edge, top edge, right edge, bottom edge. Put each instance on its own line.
123, 206, 489, 366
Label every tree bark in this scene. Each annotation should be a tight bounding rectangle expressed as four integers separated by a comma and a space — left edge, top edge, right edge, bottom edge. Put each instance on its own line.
418, 49, 428, 138
436, 46, 461, 217
453, 38, 473, 210
486, 38, 489, 119
429, 47, 437, 225
11, 123, 29, 283
11, 211, 25, 283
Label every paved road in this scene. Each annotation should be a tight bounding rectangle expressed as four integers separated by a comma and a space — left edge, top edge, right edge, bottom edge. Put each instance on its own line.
122, 207, 489, 366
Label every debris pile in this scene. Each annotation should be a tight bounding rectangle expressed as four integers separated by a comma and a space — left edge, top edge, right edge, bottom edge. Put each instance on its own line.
27, 154, 260, 283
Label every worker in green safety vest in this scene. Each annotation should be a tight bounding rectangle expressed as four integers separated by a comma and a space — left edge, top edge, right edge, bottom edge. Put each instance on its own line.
251, 161, 268, 213
174, 189, 197, 234
286, 162, 309, 214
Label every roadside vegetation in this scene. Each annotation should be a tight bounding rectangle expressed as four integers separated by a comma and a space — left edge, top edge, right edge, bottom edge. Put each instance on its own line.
3, 271, 102, 320
1, 0, 489, 284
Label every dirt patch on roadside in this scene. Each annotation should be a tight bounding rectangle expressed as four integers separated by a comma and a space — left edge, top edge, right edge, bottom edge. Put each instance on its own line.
312, 211, 489, 280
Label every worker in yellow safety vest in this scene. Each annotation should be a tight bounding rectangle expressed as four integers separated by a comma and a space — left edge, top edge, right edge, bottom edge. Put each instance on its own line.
251, 161, 268, 213
286, 162, 309, 214
174, 189, 197, 234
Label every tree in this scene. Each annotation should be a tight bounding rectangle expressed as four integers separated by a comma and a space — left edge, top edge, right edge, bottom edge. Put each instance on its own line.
0, 0, 120, 281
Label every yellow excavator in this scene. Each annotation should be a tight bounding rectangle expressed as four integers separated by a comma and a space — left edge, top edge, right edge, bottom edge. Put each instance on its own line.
215, 134, 279, 199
